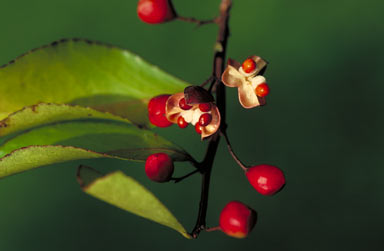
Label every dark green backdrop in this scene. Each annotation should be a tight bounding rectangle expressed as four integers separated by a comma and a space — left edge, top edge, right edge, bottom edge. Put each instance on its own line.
0, 0, 383, 250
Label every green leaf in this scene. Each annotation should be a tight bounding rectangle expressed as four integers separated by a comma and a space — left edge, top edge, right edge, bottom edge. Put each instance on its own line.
0, 103, 133, 138
0, 120, 191, 178
77, 166, 191, 239
0, 38, 189, 125
0, 146, 108, 178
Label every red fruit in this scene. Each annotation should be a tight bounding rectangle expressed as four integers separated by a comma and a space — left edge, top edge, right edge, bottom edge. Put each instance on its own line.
145, 153, 174, 182
242, 58, 256, 73
137, 0, 176, 24
246, 164, 285, 196
219, 201, 257, 238
198, 113, 212, 126
179, 98, 192, 110
199, 103, 211, 112
195, 123, 203, 134
148, 94, 172, 127
177, 116, 188, 128
255, 83, 270, 97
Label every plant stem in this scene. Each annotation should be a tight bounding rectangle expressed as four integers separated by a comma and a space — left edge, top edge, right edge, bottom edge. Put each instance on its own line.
220, 131, 248, 171
205, 226, 221, 232
199, 75, 216, 88
191, 0, 232, 239
171, 169, 200, 183
176, 16, 218, 26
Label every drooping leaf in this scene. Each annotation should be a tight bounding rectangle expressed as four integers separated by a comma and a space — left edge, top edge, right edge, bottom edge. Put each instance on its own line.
0, 103, 133, 138
77, 166, 191, 239
0, 120, 187, 159
0, 146, 108, 178
0, 121, 192, 178
0, 38, 189, 125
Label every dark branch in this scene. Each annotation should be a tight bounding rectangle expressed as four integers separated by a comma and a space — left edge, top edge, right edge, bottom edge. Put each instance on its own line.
191, 0, 232, 239
171, 169, 200, 183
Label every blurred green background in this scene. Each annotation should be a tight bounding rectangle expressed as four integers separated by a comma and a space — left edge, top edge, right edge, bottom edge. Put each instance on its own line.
0, 0, 383, 250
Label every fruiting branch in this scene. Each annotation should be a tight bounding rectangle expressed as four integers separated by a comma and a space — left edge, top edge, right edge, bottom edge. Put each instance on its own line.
191, 0, 232, 238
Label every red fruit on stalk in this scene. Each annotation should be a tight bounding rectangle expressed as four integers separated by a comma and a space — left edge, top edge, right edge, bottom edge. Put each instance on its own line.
145, 153, 174, 182
241, 58, 256, 73
198, 113, 212, 126
148, 94, 173, 127
195, 123, 203, 134
137, 0, 176, 24
255, 83, 270, 97
177, 116, 188, 128
199, 103, 211, 112
246, 164, 285, 196
219, 201, 257, 238
179, 98, 192, 110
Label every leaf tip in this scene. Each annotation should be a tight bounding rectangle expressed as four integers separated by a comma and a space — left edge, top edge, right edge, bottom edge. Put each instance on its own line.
76, 165, 103, 189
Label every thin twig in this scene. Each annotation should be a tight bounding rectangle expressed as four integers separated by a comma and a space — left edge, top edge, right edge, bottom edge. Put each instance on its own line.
205, 226, 221, 232
177, 16, 218, 27
220, 131, 248, 171
191, 0, 232, 239
187, 154, 201, 169
200, 75, 215, 88
171, 169, 200, 183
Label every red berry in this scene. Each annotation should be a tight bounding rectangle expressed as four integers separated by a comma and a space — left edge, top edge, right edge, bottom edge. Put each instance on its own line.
198, 113, 212, 126
198, 103, 211, 112
219, 201, 257, 238
145, 153, 174, 182
137, 0, 176, 24
177, 116, 188, 128
242, 58, 256, 74
246, 164, 285, 196
195, 123, 203, 134
255, 83, 270, 97
179, 98, 192, 110
148, 94, 172, 127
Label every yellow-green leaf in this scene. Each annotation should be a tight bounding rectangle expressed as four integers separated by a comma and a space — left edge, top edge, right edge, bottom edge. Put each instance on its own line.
78, 166, 191, 239
0, 103, 132, 138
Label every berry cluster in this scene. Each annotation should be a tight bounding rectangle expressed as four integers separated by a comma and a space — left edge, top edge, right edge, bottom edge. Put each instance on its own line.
146, 92, 285, 238
222, 56, 270, 109
177, 98, 213, 134
177, 98, 213, 133
165, 92, 221, 139
137, 0, 285, 239
241, 58, 270, 98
